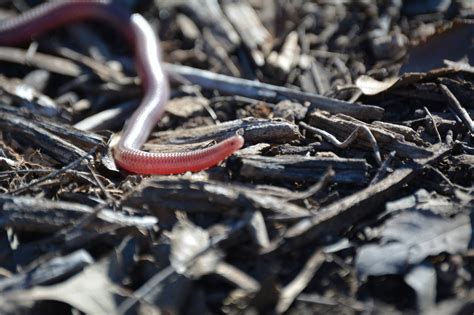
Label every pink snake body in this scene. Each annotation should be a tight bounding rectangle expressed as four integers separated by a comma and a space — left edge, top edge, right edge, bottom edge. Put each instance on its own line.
0, 0, 244, 174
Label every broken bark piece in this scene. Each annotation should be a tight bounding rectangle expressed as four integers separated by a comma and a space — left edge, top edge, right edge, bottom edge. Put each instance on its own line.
73, 100, 137, 131
0, 106, 107, 150
238, 154, 369, 184
0, 112, 88, 164
222, 0, 272, 66
202, 28, 241, 76
149, 118, 302, 145
0, 195, 157, 232
0, 75, 62, 118
268, 144, 452, 253
158, 0, 240, 51
0, 250, 93, 292
369, 32, 407, 60
125, 176, 311, 221
371, 121, 428, 146
165, 63, 384, 121
299, 59, 331, 95
265, 143, 320, 156
164, 96, 209, 118
308, 111, 433, 159
266, 31, 300, 79
273, 100, 307, 122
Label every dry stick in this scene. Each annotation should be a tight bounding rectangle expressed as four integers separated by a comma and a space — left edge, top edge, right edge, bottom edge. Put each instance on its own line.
86, 163, 116, 206
117, 218, 250, 314
423, 106, 442, 143
164, 63, 384, 121
300, 122, 382, 165
300, 122, 358, 147
245, 210, 270, 249
439, 83, 474, 134
0, 169, 52, 176
57, 203, 110, 239
0, 46, 80, 76
9, 147, 97, 195
169, 74, 220, 123
74, 100, 138, 131
56, 46, 132, 85
370, 151, 396, 185
283, 168, 335, 201
214, 261, 260, 292
445, 129, 454, 146
276, 249, 325, 313
358, 127, 382, 165
117, 265, 175, 314
265, 144, 451, 254
458, 141, 474, 154
426, 165, 472, 193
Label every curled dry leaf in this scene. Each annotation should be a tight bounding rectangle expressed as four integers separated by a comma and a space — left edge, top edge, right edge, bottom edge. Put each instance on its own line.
169, 219, 222, 278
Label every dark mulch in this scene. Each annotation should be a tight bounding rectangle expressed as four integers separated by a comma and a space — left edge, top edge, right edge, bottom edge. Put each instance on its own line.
0, 0, 473, 314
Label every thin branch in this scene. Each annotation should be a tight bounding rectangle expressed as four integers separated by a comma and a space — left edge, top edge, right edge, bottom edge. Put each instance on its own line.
9, 147, 97, 195
423, 106, 442, 143
300, 122, 382, 165
439, 83, 474, 134
370, 151, 396, 185
164, 63, 384, 121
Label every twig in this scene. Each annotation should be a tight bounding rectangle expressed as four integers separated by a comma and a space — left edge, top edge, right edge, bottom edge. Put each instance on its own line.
300, 122, 358, 148
300, 122, 382, 165
370, 151, 396, 185
264, 144, 452, 254
423, 106, 442, 143
164, 63, 384, 120
214, 262, 260, 292
0, 169, 52, 176
222, 0, 271, 66
74, 100, 138, 131
117, 218, 249, 314
240, 154, 368, 184
360, 126, 383, 165
283, 168, 335, 201
457, 141, 474, 154
439, 83, 474, 134
9, 147, 97, 195
86, 163, 116, 206
426, 165, 472, 193
276, 249, 325, 313
56, 203, 109, 239
308, 112, 432, 159
0, 46, 80, 77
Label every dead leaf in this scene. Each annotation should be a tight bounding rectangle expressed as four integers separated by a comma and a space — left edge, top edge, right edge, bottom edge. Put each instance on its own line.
356, 210, 471, 278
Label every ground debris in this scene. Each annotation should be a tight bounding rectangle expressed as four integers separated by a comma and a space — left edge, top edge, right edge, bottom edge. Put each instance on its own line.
0, 0, 472, 314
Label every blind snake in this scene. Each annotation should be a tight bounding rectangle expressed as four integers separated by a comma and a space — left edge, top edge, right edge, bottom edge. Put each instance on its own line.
0, 0, 245, 174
